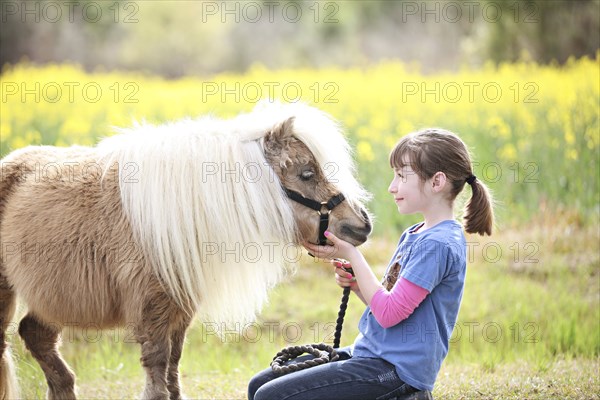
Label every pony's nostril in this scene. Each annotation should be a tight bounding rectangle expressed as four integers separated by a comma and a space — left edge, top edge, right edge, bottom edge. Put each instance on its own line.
360, 208, 369, 220
359, 208, 373, 231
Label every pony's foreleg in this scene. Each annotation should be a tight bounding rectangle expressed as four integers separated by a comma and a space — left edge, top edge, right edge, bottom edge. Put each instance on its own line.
166, 317, 191, 400
18, 314, 76, 400
139, 335, 171, 400
136, 296, 179, 400
0, 275, 19, 400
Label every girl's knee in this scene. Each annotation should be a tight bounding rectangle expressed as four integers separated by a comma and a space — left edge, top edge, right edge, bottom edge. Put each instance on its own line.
252, 384, 282, 400
247, 377, 261, 400
247, 369, 276, 400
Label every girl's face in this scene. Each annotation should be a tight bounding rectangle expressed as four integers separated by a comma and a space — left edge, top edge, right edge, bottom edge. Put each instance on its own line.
388, 163, 427, 215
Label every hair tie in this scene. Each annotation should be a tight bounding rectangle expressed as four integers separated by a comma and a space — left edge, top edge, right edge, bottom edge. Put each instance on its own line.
466, 175, 477, 185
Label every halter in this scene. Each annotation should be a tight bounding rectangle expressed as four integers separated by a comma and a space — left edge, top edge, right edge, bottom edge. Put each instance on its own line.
283, 188, 346, 245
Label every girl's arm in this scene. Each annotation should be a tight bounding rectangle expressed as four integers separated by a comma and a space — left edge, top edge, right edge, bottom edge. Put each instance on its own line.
305, 233, 383, 304
333, 263, 368, 305
339, 249, 385, 305
369, 278, 429, 328
354, 289, 368, 305
305, 231, 429, 328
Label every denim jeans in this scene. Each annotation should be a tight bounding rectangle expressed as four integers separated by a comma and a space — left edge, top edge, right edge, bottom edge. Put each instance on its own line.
248, 347, 418, 400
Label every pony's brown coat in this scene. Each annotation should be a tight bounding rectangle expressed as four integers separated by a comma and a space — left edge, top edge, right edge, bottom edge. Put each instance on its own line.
0, 111, 371, 399
1, 146, 189, 399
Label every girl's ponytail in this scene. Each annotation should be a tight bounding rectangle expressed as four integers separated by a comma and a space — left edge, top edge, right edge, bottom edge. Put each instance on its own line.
463, 176, 494, 236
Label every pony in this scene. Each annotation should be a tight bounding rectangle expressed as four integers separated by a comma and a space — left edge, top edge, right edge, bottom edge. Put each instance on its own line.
0, 102, 372, 399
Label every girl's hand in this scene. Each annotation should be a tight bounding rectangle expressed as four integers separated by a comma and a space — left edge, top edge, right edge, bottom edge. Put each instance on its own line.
332, 259, 357, 289
303, 231, 360, 262
306, 233, 371, 306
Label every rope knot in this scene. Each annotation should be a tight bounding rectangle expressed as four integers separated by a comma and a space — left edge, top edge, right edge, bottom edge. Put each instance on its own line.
270, 286, 352, 375
270, 343, 340, 375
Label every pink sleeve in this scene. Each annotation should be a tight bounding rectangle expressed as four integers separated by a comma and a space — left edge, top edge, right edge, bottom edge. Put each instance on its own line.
370, 278, 429, 329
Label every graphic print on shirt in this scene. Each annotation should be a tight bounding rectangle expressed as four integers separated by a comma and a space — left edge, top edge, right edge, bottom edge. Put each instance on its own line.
382, 262, 401, 291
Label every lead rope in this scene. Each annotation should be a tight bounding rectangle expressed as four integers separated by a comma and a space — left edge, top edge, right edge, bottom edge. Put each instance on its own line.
271, 267, 353, 375
274, 188, 350, 374
332, 285, 351, 349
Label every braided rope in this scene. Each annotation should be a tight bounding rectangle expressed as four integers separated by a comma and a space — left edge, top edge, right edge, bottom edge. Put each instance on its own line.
271, 343, 340, 375
271, 286, 351, 375
333, 286, 351, 349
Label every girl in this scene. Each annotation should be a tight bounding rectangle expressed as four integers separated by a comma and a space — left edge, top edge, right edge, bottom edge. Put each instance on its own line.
248, 128, 494, 400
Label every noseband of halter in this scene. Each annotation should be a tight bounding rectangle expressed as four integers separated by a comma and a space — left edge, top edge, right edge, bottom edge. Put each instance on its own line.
283, 188, 346, 245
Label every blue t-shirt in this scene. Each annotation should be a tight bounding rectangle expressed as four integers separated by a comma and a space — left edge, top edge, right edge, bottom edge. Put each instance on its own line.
352, 220, 467, 391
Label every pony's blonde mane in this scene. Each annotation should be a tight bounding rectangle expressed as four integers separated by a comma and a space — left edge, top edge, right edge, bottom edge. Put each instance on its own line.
98, 102, 367, 323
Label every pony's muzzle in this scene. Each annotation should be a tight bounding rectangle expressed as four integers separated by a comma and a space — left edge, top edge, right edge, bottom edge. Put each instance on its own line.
340, 223, 371, 245
340, 208, 372, 245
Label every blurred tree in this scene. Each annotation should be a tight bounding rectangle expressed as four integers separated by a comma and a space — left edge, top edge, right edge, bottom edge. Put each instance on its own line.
0, 0, 597, 76
485, 0, 599, 64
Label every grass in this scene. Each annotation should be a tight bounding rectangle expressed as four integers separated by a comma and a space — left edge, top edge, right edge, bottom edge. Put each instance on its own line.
16, 358, 600, 399
435, 358, 599, 399
7, 218, 600, 399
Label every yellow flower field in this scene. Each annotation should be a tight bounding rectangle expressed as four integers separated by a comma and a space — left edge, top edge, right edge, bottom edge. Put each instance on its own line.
1, 58, 599, 400
1, 57, 598, 231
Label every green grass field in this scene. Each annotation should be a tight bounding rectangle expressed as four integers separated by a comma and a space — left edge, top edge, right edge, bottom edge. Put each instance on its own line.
2, 59, 598, 398
9, 220, 599, 399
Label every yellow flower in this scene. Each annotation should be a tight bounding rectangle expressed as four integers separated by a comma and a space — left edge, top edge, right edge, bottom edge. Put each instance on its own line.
356, 140, 375, 162
356, 126, 371, 139
0, 121, 11, 140
486, 116, 511, 139
11, 129, 41, 150
498, 143, 517, 162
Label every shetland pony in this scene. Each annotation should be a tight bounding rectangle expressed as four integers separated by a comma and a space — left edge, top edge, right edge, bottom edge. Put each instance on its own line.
0, 102, 371, 399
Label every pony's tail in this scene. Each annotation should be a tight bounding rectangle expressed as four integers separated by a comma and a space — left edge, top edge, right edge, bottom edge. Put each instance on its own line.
0, 154, 21, 399
0, 276, 19, 400
463, 178, 494, 236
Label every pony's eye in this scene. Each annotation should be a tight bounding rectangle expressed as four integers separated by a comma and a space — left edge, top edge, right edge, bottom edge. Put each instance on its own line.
300, 170, 315, 181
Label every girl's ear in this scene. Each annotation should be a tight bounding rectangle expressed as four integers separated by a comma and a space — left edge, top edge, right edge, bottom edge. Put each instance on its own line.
431, 171, 447, 192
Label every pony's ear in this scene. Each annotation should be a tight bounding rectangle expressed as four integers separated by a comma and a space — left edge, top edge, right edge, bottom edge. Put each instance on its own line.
265, 117, 295, 144
263, 117, 295, 166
